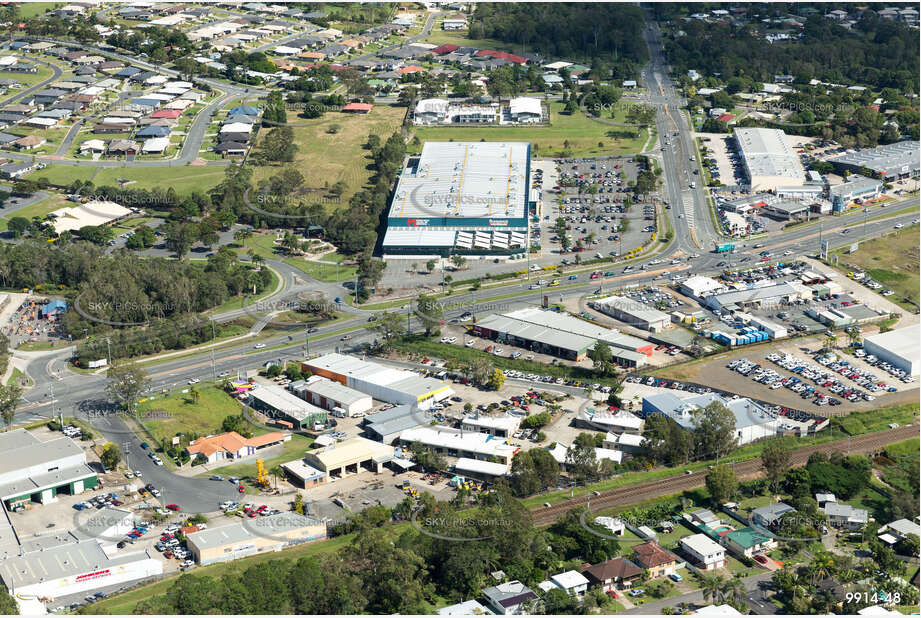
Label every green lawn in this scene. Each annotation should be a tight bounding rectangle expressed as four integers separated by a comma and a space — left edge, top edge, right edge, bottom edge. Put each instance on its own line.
140, 385, 248, 443
29, 165, 229, 194
0, 63, 56, 96
412, 101, 650, 157
238, 234, 360, 283
17, 2, 63, 17
196, 433, 315, 479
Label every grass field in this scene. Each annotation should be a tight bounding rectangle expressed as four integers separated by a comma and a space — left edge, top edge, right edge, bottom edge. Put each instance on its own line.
238, 233, 359, 283
140, 385, 249, 443
30, 164, 229, 193
412, 101, 649, 157
831, 224, 920, 310
17, 2, 63, 17
197, 433, 314, 479
251, 104, 406, 203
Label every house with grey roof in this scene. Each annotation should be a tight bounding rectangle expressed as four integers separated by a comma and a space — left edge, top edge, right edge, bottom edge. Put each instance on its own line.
482, 580, 538, 615
824, 503, 869, 530
752, 503, 796, 529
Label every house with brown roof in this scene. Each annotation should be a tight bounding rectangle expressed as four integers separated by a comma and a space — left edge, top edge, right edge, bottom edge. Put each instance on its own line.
582, 557, 644, 591
185, 431, 289, 464
12, 135, 46, 150
632, 541, 680, 578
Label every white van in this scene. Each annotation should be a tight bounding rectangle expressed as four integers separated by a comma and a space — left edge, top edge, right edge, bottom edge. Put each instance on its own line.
330, 407, 347, 418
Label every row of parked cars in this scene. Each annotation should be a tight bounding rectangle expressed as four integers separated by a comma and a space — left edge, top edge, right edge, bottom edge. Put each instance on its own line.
813, 352, 901, 389
851, 349, 915, 383
764, 353, 879, 405
73, 492, 123, 510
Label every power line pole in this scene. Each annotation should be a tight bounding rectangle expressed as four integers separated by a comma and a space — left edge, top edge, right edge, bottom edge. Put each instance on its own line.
209, 319, 216, 383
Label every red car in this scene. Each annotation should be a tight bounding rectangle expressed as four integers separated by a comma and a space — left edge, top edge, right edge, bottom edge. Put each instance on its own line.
606, 590, 619, 599
166, 504, 180, 511
753, 554, 768, 564
238, 484, 245, 493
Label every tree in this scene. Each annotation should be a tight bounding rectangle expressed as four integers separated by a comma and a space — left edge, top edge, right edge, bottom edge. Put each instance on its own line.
105, 360, 151, 412
100, 442, 122, 470
783, 466, 812, 498
486, 368, 505, 391
692, 401, 738, 460
368, 311, 405, 350
7, 216, 30, 238
425, 259, 436, 273
699, 573, 725, 604
705, 464, 739, 504
588, 340, 615, 376
261, 126, 297, 162
415, 293, 443, 336
0, 587, 17, 614
0, 384, 23, 429
566, 432, 600, 483
761, 441, 792, 492
164, 221, 197, 259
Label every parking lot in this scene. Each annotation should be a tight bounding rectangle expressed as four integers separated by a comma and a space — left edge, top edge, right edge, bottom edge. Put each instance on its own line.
655, 334, 919, 413
542, 155, 654, 262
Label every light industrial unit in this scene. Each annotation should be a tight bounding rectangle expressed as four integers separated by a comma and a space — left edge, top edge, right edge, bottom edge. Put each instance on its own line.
302, 353, 453, 410
590, 296, 672, 332
862, 324, 920, 376
0, 429, 98, 510
826, 141, 920, 181
381, 141, 532, 257
185, 513, 326, 565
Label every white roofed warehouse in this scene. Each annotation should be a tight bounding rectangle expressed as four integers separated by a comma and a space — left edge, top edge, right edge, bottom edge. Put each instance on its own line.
302, 353, 453, 410
0, 429, 98, 510
185, 512, 326, 565
734, 128, 806, 191
381, 141, 532, 258
862, 324, 919, 376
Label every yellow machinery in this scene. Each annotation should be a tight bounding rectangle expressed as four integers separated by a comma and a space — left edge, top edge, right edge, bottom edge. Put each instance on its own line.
256, 459, 270, 489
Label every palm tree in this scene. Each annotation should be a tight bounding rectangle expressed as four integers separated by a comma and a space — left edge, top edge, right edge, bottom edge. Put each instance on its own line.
189, 387, 200, 404
722, 576, 746, 606
699, 573, 725, 604
269, 464, 284, 489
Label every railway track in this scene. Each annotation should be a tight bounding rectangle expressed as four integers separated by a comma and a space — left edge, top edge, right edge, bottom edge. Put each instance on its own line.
530, 425, 918, 527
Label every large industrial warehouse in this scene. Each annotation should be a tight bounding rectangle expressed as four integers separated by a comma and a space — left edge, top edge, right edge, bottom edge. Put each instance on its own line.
381, 141, 532, 257
826, 141, 920, 181
302, 353, 453, 409
862, 324, 920, 376
734, 128, 806, 191
472, 308, 653, 365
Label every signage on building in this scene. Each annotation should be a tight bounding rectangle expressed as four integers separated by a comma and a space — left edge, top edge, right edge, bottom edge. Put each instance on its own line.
75, 569, 111, 583
488, 220, 509, 227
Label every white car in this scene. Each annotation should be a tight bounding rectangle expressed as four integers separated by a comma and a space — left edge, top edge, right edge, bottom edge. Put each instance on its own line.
493, 348, 504, 355
465, 340, 476, 347
134, 470, 142, 477
187, 378, 200, 385
125, 471, 134, 479
254, 343, 267, 349
447, 337, 457, 344
180, 560, 194, 568
894, 223, 903, 229
783, 250, 793, 256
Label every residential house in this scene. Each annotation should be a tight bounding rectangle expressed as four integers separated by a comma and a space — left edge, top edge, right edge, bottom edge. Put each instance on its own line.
752, 503, 796, 529
482, 580, 538, 615
815, 493, 836, 507
547, 570, 589, 597
93, 123, 134, 134
723, 527, 776, 558
824, 503, 869, 530
0, 162, 35, 179
582, 557, 643, 591
185, 431, 288, 464
79, 139, 106, 154
107, 139, 138, 155
680, 534, 726, 570
12, 135, 46, 150
32, 89, 67, 105
632, 541, 679, 578
437, 600, 491, 615
877, 518, 920, 546
689, 509, 720, 527
443, 14, 468, 30
214, 141, 247, 157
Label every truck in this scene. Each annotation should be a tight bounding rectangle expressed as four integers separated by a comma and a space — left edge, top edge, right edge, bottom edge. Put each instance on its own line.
714, 243, 735, 254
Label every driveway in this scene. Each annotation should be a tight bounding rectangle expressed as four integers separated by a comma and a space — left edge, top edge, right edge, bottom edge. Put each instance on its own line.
621, 571, 774, 614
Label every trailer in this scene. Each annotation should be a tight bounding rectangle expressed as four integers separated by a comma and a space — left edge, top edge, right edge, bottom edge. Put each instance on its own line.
714, 243, 736, 253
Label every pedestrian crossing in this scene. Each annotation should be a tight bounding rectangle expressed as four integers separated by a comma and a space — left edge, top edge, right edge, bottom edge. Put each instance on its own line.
682, 192, 696, 230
